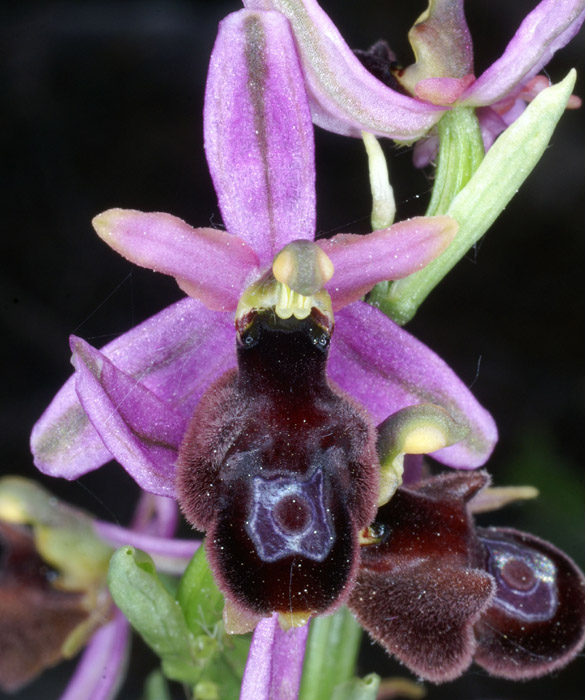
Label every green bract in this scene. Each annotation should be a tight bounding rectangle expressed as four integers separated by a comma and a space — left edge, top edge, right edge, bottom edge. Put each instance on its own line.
108, 546, 250, 698
372, 70, 577, 324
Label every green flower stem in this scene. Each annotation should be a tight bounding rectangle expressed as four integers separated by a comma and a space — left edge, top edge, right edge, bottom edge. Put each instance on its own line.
373, 70, 576, 325
299, 607, 363, 700
425, 107, 485, 217
142, 670, 172, 700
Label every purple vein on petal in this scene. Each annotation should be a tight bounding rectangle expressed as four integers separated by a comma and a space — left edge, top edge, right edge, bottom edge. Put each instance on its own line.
243, 0, 444, 139
319, 216, 457, 310
92, 209, 260, 311
31, 299, 236, 481
205, 10, 316, 266
71, 336, 185, 497
240, 615, 308, 700
462, 0, 585, 106
329, 302, 497, 468
60, 610, 129, 700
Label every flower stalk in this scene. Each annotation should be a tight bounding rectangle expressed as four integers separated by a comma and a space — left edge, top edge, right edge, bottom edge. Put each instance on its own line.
299, 607, 364, 700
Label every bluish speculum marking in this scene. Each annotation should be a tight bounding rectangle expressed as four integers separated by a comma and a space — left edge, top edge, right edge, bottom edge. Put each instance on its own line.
483, 535, 558, 622
247, 470, 334, 562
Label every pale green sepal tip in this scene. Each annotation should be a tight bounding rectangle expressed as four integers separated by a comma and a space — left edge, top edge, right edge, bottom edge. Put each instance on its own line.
0, 476, 112, 589
331, 673, 381, 700
384, 70, 577, 324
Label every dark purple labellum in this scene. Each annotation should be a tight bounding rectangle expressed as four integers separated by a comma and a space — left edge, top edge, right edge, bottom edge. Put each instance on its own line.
177, 309, 379, 618
474, 527, 585, 679
348, 471, 585, 683
349, 471, 494, 683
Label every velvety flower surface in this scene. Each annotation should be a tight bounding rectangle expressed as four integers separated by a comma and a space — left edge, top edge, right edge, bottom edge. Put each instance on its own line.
242, 0, 584, 148
31, 9, 496, 497
348, 471, 585, 682
177, 303, 380, 619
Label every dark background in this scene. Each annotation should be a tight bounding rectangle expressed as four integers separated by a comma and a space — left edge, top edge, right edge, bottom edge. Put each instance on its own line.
2, 1, 584, 698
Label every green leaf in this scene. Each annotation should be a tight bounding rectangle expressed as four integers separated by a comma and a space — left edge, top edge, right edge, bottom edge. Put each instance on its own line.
299, 607, 362, 700
378, 70, 577, 324
176, 546, 252, 700
331, 674, 381, 700
176, 545, 225, 637
109, 545, 251, 697
108, 546, 202, 685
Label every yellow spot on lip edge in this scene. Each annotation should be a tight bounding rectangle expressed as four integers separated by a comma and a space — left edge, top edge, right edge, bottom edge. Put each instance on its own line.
278, 610, 311, 631
402, 425, 448, 454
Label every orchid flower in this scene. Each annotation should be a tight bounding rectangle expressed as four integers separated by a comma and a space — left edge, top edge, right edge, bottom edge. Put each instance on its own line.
0, 477, 198, 698
30, 12, 496, 508
241, 0, 584, 147
239, 0, 582, 328
30, 5, 497, 633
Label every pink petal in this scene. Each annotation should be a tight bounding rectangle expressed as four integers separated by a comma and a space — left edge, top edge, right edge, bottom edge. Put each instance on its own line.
476, 107, 508, 152
319, 216, 457, 310
130, 493, 179, 538
71, 337, 186, 497
204, 10, 316, 266
329, 302, 497, 468
412, 133, 440, 168
31, 299, 236, 482
60, 610, 129, 700
240, 615, 308, 700
94, 521, 199, 574
462, 0, 585, 106
414, 75, 475, 105
400, 0, 474, 92
243, 0, 444, 139
93, 209, 259, 311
